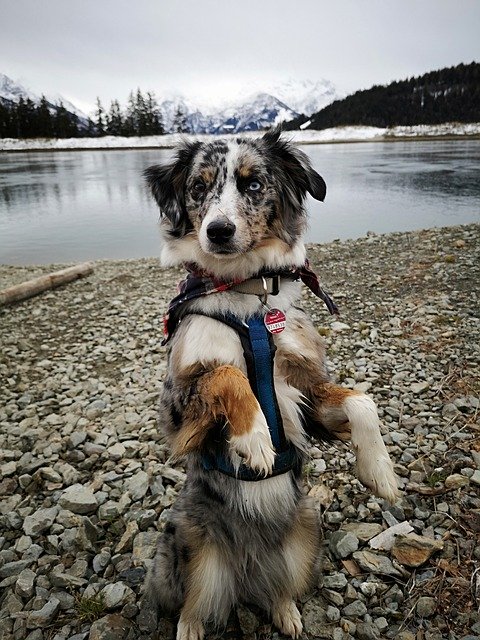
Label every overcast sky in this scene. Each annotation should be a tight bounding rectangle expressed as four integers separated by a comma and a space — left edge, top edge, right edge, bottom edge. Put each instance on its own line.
1, 0, 479, 114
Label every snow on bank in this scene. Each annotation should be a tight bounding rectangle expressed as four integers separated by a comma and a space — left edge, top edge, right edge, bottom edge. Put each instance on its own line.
1, 122, 479, 151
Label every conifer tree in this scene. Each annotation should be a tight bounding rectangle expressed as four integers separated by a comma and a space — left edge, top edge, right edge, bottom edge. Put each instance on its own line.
37, 96, 53, 137
106, 100, 123, 136
123, 91, 137, 136
95, 97, 106, 136
173, 105, 189, 133
135, 88, 148, 136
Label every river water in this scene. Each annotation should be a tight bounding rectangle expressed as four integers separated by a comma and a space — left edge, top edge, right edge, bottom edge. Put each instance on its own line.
0, 140, 479, 264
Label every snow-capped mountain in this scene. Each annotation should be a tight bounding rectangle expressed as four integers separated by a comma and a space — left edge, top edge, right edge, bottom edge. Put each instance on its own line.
0, 73, 48, 107
156, 78, 339, 134
264, 79, 340, 117
0, 73, 88, 125
157, 93, 299, 134
212, 93, 299, 134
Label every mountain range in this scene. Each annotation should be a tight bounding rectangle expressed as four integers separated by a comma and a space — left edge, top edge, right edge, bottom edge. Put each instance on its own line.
0, 73, 90, 129
0, 73, 340, 135
157, 79, 340, 134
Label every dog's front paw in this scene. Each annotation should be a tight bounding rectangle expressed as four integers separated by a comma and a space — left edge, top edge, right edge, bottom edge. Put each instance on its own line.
356, 448, 400, 503
272, 600, 303, 638
229, 409, 275, 476
176, 616, 204, 640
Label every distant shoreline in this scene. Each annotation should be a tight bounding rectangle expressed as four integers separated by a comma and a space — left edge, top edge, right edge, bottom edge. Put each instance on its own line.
1, 135, 480, 153
1, 122, 479, 152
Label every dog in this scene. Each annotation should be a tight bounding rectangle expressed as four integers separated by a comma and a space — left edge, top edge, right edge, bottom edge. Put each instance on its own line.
143, 128, 399, 640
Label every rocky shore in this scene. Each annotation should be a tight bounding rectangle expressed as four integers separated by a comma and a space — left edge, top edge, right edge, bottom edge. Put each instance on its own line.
1, 223, 479, 640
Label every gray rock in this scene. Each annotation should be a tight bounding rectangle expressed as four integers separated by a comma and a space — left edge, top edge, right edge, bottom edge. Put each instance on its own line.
69, 430, 87, 448
93, 550, 112, 574
135, 509, 157, 530
107, 442, 126, 460
59, 484, 98, 514
329, 530, 359, 559
324, 511, 344, 524
374, 617, 388, 631
411, 382, 430, 394
343, 599, 368, 618
23, 506, 59, 536
0, 559, 33, 579
2, 591, 23, 615
49, 570, 87, 588
326, 605, 341, 622
352, 550, 403, 577
26, 597, 60, 628
67, 559, 89, 578
322, 572, 348, 590
100, 582, 136, 610
124, 470, 149, 501
323, 589, 344, 607
357, 621, 381, 640
331, 321, 350, 332
98, 500, 120, 520
89, 613, 134, 640
416, 596, 437, 617
342, 522, 383, 542
15, 567, 36, 599
302, 599, 330, 637
132, 531, 160, 564
114, 520, 139, 554
470, 469, 480, 486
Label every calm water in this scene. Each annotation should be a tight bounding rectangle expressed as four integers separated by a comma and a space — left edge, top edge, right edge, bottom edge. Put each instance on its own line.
0, 140, 479, 264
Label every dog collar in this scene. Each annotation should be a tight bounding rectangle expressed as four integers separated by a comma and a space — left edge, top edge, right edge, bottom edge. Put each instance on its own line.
162, 260, 339, 344
231, 275, 280, 297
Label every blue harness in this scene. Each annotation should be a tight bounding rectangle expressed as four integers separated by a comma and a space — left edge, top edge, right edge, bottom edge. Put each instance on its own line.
192, 312, 298, 481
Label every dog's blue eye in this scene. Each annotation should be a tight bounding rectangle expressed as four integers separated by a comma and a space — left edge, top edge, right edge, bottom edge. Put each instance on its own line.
247, 180, 262, 192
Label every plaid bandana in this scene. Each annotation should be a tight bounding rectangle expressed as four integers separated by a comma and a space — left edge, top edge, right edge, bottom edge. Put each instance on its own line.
162, 260, 339, 344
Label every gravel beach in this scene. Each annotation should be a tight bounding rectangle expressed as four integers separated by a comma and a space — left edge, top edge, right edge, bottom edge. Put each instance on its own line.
1, 223, 479, 640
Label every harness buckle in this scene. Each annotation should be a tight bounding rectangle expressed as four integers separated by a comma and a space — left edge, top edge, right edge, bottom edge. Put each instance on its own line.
260, 276, 269, 306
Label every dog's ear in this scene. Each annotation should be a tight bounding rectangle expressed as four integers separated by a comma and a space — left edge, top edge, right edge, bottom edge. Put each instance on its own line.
262, 127, 326, 202
144, 141, 200, 237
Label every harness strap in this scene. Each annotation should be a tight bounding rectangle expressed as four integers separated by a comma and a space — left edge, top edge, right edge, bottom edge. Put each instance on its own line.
182, 311, 296, 480
246, 315, 285, 451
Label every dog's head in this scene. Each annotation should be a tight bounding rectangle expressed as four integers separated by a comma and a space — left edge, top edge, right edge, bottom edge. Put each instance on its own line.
145, 128, 326, 276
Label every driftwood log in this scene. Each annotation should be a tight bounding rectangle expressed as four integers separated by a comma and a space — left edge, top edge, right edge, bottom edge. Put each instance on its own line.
0, 262, 94, 306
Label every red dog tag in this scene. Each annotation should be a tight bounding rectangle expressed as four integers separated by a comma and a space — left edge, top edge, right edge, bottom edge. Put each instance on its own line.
264, 308, 286, 334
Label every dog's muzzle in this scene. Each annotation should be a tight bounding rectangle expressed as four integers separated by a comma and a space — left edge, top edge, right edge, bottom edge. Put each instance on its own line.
206, 219, 236, 246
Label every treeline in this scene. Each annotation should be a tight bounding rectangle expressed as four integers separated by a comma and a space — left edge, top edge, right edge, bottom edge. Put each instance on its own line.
286, 62, 480, 131
0, 96, 85, 138
94, 90, 165, 137
0, 88, 191, 138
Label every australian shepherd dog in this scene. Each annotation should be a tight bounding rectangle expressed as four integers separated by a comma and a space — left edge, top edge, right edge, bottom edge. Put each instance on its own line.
143, 128, 399, 640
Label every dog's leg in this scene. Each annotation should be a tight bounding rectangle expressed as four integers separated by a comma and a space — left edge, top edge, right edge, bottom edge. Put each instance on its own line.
176, 616, 204, 640
172, 364, 275, 475
316, 384, 399, 502
178, 542, 234, 640
271, 599, 303, 639
274, 310, 398, 501
271, 499, 319, 638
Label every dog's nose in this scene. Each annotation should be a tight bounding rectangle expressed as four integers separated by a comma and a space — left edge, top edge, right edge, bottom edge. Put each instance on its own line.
206, 219, 236, 244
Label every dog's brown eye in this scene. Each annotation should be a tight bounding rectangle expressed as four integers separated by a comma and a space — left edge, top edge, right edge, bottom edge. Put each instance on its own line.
192, 180, 206, 194
247, 180, 262, 192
